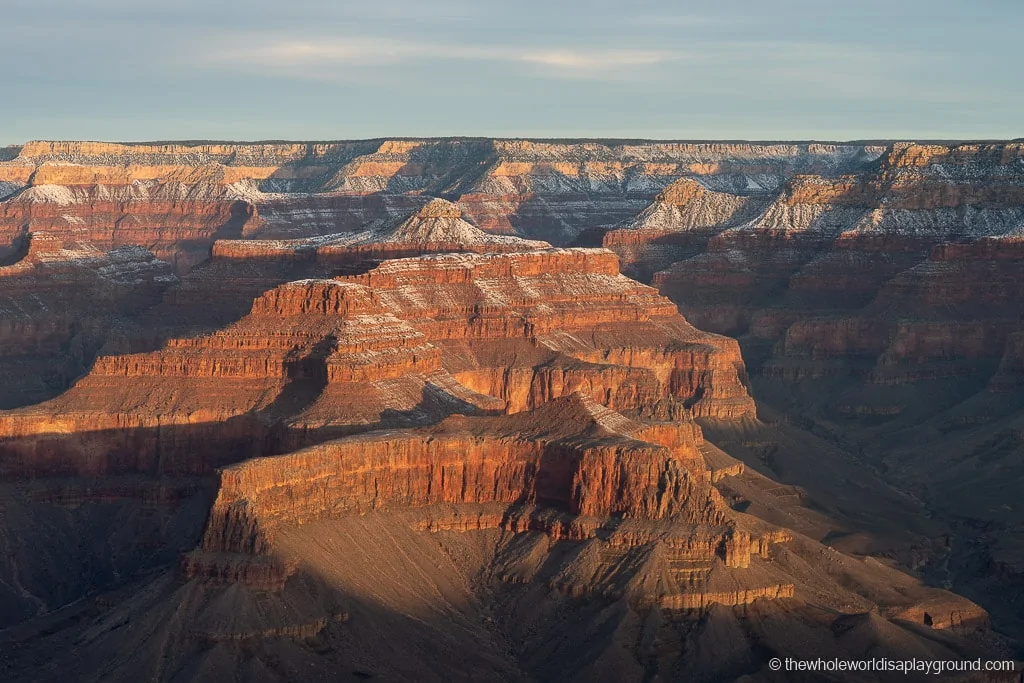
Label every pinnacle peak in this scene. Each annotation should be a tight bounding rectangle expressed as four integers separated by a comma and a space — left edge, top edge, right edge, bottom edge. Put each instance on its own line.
657, 177, 709, 205
416, 198, 463, 219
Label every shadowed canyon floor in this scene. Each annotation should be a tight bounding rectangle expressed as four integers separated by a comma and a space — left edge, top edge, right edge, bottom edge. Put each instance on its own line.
0, 139, 1022, 682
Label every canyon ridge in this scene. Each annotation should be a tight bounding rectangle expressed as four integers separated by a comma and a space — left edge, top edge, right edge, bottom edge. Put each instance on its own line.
0, 138, 1022, 682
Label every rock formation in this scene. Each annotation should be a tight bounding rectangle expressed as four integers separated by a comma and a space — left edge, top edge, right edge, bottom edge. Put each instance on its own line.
635, 141, 1024, 655
0, 248, 753, 478
0, 139, 885, 270
0, 138, 1020, 682
602, 177, 770, 280
0, 232, 175, 408
650, 143, 1024, 389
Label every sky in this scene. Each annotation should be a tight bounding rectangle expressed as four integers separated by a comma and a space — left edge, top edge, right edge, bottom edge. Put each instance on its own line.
2, 0, 1022, 143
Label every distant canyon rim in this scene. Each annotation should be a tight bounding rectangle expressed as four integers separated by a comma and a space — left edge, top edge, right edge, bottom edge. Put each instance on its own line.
0, 138, 1022, 682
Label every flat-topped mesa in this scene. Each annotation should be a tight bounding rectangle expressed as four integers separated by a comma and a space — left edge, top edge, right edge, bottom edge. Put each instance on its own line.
193, 249, 751, 419
201, 396, 718, 542
201, 394, 722, 548
326, 249, 754, 419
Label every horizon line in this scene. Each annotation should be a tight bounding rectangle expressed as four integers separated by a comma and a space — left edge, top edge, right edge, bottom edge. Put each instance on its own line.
6, 136, 1024, 148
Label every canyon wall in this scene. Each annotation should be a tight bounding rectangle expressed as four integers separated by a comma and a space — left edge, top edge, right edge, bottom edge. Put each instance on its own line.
0, 139, 1014, 681
0, 139, 884, 270
0, 248, 752, 479
645, 143, 1024, 408
604, 141, 1024, 644
0, 232, 176, 408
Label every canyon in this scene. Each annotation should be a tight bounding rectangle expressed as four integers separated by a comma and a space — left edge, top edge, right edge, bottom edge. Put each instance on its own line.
0, 138, 1021, 682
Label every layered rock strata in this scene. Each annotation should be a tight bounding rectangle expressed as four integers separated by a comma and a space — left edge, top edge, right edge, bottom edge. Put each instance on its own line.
602, 177, 770, 280
0, 232, 176, 408
0, 248, 752, 478
189, 394, 788, 607
652, 143, 1024, 393
2, 138, 1020, 681
0, 140, 886, 267
212, 197, 549, 263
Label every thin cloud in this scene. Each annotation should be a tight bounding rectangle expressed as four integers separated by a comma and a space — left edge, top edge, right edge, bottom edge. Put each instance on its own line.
518, 49, 674, 69
626, 13, 732, 27
204, 36, 688, 78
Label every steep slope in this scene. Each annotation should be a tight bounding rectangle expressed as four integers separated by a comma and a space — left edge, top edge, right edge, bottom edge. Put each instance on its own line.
653, 143, 1024, 384
1, 243, 1013, 681
643, 141, 1024, 651
0, 232, 176, 408
1, 138, 1022, 681
1, 397, 1004, 682
655, 142, 1024, 339
602, 177, 770, 279
0, 248, 751, 480
456, 140, 884, 242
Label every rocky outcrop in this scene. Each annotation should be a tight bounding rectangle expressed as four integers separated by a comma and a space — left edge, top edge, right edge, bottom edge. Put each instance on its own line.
1, 138, 1018, 682
641, 143, 1024, 656
602, 178, 770, 279
0, 181, 256, 273
0, 248, 752, 478
127, 198, 550, 344
214, 197, 550, 263
456, 140, 884, 242
201, 396, 720, 541
191, 394, 789, 609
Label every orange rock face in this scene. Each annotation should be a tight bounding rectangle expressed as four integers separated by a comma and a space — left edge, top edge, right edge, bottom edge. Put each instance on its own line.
1, 139, 1013, 681
0, 233, 176, 408
0, 240, 781, 615
189, 393, 793, 609
0, 248, 753, 479
200, 395, 725, 551
602, 178, 769, 279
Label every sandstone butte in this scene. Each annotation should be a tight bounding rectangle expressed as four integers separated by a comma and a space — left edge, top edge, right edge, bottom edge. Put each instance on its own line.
0, 138, 1021, 682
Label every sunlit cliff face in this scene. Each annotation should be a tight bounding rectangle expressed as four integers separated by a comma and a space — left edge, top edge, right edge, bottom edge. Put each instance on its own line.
0, 138, 1021, 681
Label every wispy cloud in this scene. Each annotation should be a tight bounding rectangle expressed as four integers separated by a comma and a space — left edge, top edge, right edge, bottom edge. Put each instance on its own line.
626, 13, 732, 27
202, 36, 689, 79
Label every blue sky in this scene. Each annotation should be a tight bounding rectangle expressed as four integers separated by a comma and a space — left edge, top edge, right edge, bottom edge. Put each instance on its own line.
2, 0, 1021, 143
